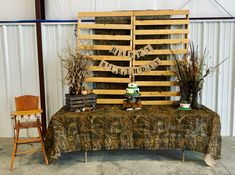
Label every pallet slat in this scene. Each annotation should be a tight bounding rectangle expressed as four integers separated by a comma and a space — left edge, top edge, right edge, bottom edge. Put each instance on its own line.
78, 23, 132, 29
88, 67, 175, 76
78, 45, 132, 51
134, 10, 189, 16
90, 55, 131, 61
140, 91, 180, 97
135, 19, 189, 25
78, 34, 132, 40
97, 99, 177, 105
97, 99, 124, 104
135, 70, 175, 76
136, 81, 179, 86
92, 89, 125, 95
79, 11, 133, 17
134, 29, 189, 35
148, 49, 188, 55
134, 38, 189, 45
141, 101, 176, 105
85, 77, 129, 83
134, 60, 175, 66
92, 89, 180, 97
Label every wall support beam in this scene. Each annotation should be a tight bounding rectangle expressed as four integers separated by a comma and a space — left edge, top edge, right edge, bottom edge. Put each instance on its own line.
35, 0, 46, 136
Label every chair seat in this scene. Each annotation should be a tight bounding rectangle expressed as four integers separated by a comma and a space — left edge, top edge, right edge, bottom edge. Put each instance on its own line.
14, 121, 41, 129
16, 137, 42, 144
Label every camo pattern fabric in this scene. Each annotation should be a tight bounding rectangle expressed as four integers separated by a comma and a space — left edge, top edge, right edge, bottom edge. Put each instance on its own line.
45, 105, 221, 163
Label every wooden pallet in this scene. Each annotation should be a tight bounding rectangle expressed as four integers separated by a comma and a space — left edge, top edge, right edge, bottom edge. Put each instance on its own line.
77, 10, 189, 105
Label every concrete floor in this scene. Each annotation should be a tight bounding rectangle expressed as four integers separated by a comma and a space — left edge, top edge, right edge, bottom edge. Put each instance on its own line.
0, 137, 234, 175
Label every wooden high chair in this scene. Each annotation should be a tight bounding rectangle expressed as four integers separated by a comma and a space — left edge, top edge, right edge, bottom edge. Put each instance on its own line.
10, 95, 48, 171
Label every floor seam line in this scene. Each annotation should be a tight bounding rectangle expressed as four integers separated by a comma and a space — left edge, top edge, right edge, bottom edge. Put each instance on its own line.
218, 159, 232, 175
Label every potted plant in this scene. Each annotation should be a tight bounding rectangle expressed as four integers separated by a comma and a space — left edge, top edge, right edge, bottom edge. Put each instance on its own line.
59, 45, 97, 112
172, 43, 227, 109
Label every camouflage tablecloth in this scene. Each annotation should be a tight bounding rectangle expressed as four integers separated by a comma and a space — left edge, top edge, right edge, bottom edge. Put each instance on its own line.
45, 105, 221, 162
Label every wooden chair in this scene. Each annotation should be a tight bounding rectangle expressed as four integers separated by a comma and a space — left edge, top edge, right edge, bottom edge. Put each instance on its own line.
10, 95, 48, 171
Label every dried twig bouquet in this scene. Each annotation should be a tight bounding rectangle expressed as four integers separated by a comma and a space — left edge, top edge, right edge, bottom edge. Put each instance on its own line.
59, 45, 91, 95
172, 42, 227, 109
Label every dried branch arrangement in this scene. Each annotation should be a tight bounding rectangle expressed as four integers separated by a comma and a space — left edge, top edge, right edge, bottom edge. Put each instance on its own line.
171, 42, 228, 109
172, 43, 227, 83
59, 45, 91, 95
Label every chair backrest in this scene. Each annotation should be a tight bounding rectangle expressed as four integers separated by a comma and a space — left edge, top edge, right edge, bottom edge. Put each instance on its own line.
15, 95, 39, 111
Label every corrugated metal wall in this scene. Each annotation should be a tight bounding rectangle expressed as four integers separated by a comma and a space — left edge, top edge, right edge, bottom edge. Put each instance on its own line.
190, 20, 235, 136
0, 20, 235, 137
0, 23, 40, 137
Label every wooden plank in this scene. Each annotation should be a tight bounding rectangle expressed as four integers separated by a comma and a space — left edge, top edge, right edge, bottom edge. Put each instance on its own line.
88, 66, 106, 71
93, 90, 179, 96
92, 89, 125, 95
134, 60, 175, 66
16, 138, 41, 144
136, 81, 179, 86
12, 109, 43, 116
140, 91, 180, 97
90, 55, 131, 61
135, 70, 175, 76
77, 23, 132, 30
97, 99, 124, 104
134, 10, 189, 16
78, 34, 132, 41
97, 99, 177, 105
89, 67, 175, 76
135, 19, 189, 25
85, 77, 129, 83
134, 38, 189, 45
79, 11, 133, 17
142, 100, 176, 105
78, 45, 132, 51
148, 49, 188, 55
134, 29, 189, 35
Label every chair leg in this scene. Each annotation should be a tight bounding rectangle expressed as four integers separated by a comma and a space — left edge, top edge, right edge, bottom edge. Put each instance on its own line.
182, 149, 185, 162
37, 127, 48, 165
84, 151, 87, 163
10, 129, 19, 171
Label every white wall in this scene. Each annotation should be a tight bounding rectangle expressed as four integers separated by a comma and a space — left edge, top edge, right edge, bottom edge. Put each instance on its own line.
45, 0, 235, 19
0, 24, 39, 137
0, 0, 35, 20
0, 0, 234, 20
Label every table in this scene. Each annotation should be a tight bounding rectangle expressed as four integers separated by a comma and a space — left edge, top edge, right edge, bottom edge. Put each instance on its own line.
45, 105, 221, 163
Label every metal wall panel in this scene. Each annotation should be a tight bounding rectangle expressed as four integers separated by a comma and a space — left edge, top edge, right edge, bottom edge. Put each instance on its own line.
190, 20, 235, 136
1, 20, 235, 137
0, 24, 39, 137
41, 23, 76, 122
45, 0, 235, 19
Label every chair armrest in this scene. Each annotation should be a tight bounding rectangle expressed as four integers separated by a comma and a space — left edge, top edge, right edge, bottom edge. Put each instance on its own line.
11, 109, 43, 116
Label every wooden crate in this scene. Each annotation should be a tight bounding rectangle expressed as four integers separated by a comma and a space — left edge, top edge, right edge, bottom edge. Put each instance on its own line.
77, 10, 189, 105
65, 93, 97, 111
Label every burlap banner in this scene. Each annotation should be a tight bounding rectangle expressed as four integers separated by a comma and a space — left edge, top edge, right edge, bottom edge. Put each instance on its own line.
99, 58, 161, 75
110, 44, 154, 59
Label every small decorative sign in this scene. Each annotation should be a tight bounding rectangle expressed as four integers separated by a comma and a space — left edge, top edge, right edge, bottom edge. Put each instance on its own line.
99, 44, 161, 76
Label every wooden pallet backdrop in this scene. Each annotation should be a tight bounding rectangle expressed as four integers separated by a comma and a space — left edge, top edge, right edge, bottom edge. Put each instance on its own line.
77, 10, 189, 105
